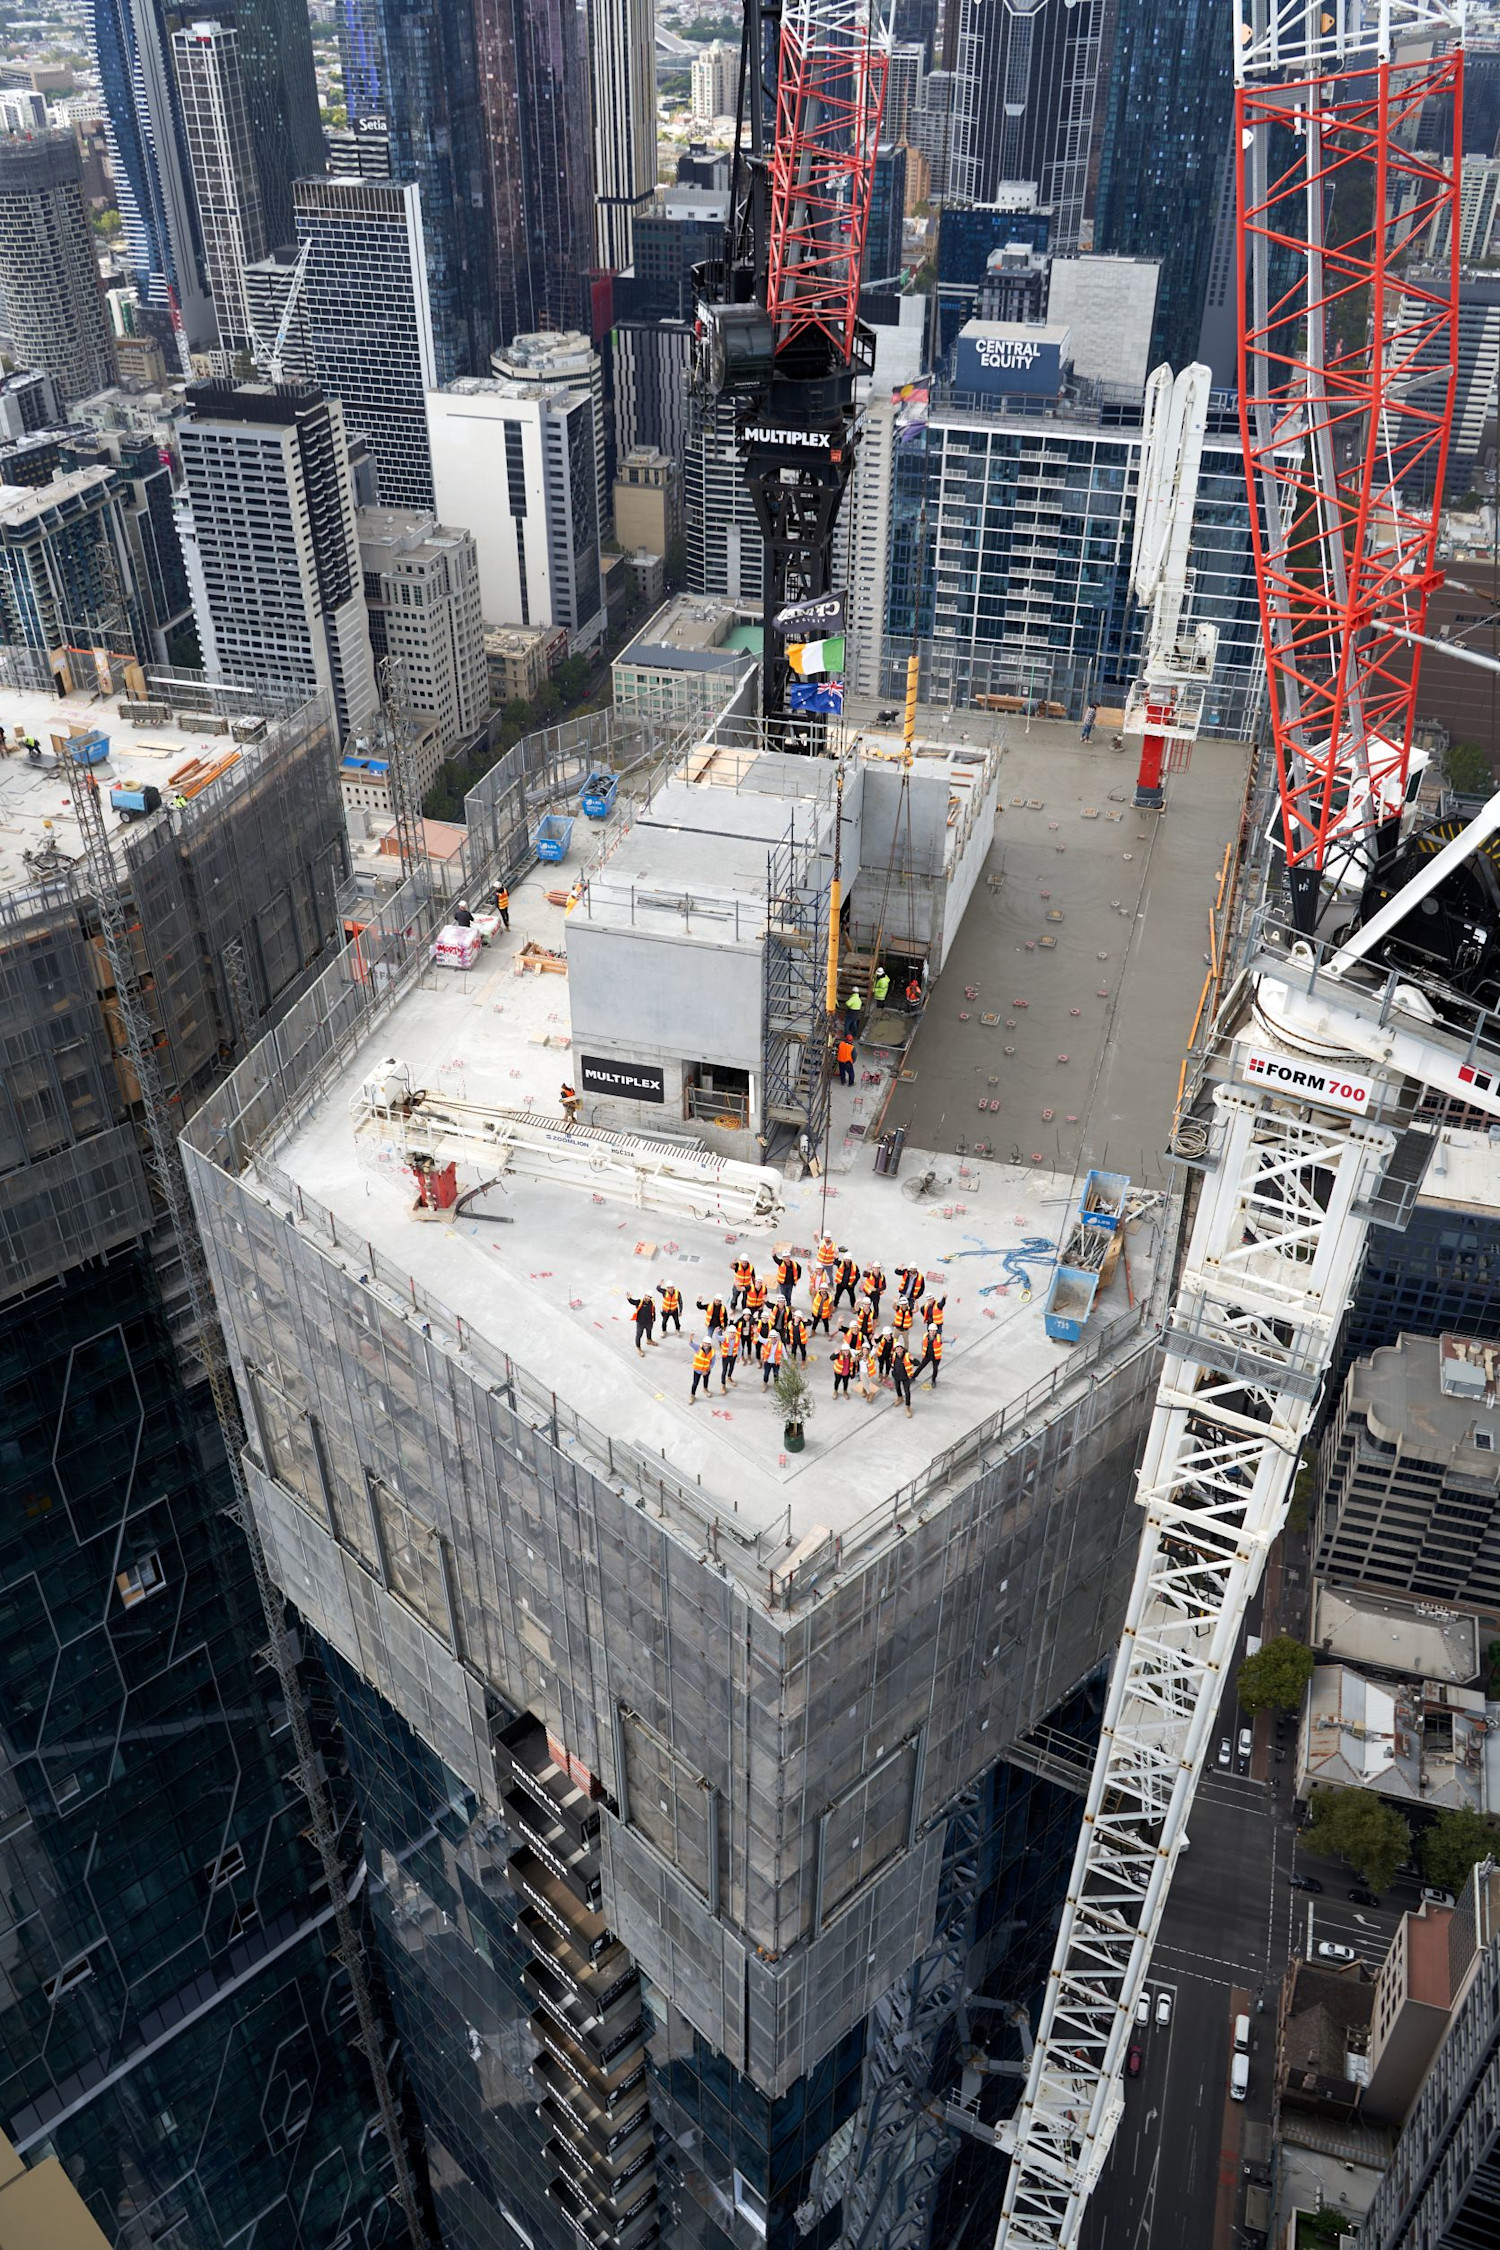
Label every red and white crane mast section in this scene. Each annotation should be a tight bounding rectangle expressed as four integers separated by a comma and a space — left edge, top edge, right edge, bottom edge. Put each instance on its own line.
766, 0, 889, 365
1237, 0, 1466, 927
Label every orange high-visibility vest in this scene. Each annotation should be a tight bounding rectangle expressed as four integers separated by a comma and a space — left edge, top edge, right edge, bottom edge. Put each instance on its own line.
692, 1343, 713, 1372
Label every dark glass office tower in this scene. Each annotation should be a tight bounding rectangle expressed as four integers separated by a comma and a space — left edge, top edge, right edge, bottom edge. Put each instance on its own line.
0, 695, 416, 2244
182, 0, 328, 248
1092, 0, 1235, 371
475, 0, 595, 337
953, 0, 1106, 251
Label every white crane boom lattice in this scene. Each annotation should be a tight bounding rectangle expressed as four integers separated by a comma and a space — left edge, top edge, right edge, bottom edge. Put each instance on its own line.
992, 804, 1500, 2248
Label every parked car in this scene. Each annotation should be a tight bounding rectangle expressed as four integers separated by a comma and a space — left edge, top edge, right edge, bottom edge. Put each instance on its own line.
1155, 1991, 1172, 2027
1237, 1726, 1254, 1758
1289, 1875, 1323, 1892
1127, 2042, 1144, 2078
1317, 1941, 1357, 1963
1422, 1887, 1456, 1908
1135, 1995, 1150, 2026
1217, 1738, 1231, 1767
1348, 1888, 1380, 1907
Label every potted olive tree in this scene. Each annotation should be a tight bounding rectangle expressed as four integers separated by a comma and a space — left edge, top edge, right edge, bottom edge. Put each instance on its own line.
774, 1364, 814, 1453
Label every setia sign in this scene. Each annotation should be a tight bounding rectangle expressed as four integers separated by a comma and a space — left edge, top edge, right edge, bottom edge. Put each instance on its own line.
580, 1054, 665, 1103
1241, 1046, 1375, 1115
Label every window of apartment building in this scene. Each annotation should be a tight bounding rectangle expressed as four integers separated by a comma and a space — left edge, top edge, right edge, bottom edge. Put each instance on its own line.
116, 1551, 165, 1609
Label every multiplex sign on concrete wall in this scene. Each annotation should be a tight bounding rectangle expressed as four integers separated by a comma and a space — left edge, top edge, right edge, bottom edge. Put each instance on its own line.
581, 1055, 666, 1101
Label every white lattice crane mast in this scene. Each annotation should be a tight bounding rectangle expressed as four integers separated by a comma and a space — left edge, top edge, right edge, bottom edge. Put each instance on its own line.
1123, 361, 1219, 810
992, 800, 1500, 2250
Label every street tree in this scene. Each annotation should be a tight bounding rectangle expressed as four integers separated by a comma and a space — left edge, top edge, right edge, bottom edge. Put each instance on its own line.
1421, 1808, 1500, 1895
1236, 1633, 1316, 1715
1304, 1787, 1411, 1891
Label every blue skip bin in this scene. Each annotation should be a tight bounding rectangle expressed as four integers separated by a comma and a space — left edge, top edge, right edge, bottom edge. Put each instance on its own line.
1077, 1168, 1130, 1234
579, 769, 618, 820
1042, 1265, 1099, 1344
535, 811, 574, 863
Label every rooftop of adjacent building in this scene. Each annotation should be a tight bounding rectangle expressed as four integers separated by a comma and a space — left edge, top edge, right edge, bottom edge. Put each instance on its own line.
357, 505, 473, 567
1394, 1905, 1455, 2011
1300, 1663, 1491, 1813
434, 375, 591, 413
0, 462, 115, 524
491, 331, 599, 381
0, 673, 295, 901
615, 593, 761, 673
1311, 1583, 1481, 1687
1347, 1332, 1500, 1470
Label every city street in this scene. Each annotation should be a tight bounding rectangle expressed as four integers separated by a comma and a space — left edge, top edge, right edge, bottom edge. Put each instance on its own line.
1081, 1600, 1303, 2250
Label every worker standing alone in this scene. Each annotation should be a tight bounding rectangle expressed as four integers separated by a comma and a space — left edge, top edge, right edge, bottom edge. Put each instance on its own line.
892, 1342, 918, 1417
560, 1081, 580, 1123
836, 1033, 855, 1086
873, 965, 890, 1005
494, 882, 510, 928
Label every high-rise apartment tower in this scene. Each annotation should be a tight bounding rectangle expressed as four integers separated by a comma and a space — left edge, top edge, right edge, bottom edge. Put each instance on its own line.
171, 20, 268, 363
0, 133, 117, 400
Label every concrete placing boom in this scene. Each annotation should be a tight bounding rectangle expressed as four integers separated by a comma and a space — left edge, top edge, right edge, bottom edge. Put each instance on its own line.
1122, 360, 1219, 811
353, 1059, 786, 1227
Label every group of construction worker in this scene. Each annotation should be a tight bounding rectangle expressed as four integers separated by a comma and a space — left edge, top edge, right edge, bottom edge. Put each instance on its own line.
630, 1234, 947, 1421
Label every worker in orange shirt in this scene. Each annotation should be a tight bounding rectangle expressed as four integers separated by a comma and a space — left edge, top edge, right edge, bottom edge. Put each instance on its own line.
922, 1294, 946, 1333
892, 1298, 914, 1342
657, 1281, 682, 1334
494, 882, 510, 929
744, 1273, 768, 1315
761, 1329, 785, 1385
836, 1032, 856, 1086
776, 1252, 801, 1305
816, 1233, 837, 1280
831, 1343, 854, 1398
920, 1329, 944, 1387
730, 1255, 754, 1309
690, 1337, 714, 1400
809, 1280, 834, 1335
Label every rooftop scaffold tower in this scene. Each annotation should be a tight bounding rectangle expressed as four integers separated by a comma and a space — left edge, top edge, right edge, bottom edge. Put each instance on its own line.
1238, 0, 1465, 929
694, 0, 890, 724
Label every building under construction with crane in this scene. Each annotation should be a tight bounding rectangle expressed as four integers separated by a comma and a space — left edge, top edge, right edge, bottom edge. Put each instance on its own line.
26, 5, 1500, 2250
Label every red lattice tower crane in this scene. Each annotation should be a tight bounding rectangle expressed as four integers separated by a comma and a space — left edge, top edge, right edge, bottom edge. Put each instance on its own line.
1237, 0, 1464, 931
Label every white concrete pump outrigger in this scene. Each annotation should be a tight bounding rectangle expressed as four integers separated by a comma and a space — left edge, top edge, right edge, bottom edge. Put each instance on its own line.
352, 1058, 786, 1228
993, 790, 1500, 2250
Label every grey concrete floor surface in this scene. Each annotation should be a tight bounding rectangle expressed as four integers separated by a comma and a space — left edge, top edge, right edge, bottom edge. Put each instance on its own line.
878, 722, 1252, 1190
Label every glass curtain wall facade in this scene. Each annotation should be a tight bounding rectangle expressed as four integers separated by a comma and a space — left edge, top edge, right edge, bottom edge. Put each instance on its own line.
318, 1638, 1102, 2250
881, 401, 1266, 733
0, 1247, 402, 2245
1092, 0, 1235, 372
